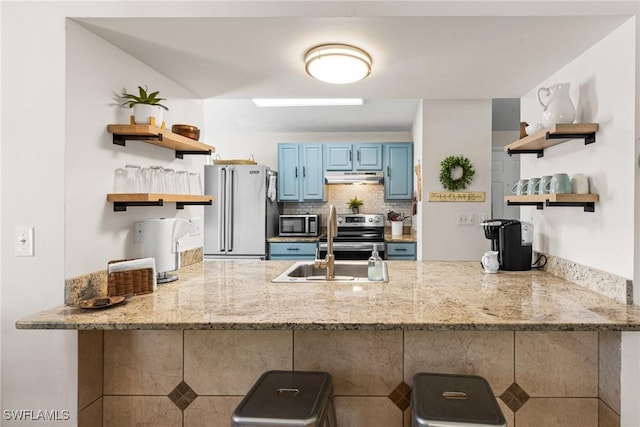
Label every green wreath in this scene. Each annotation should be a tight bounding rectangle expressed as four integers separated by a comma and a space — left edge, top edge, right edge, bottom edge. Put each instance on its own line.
439, 155, 475, 191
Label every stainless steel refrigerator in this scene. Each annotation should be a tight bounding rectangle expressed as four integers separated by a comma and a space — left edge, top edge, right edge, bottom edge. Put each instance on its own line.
204, 164, 280, 258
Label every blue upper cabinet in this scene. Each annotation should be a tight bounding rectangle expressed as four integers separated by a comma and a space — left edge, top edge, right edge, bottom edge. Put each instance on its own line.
325, 144, 353, 170
325, 143, 383, 171
354, 143, 383, 170
277, 143, 324, 202
384, 143, 413, 200
301, 144, 324, 200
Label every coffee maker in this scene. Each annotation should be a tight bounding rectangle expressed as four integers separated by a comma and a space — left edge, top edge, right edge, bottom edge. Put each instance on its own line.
481, 219, 533, 271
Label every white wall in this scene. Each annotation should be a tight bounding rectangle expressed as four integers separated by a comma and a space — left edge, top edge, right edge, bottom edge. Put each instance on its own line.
520, 17, 636, 279
2, 3, 207, 423
2, 3, 75, 423
519, 16, 640, 423
66, 21, 205, 278
421, 99, 493, 261
202, 118, 413, 171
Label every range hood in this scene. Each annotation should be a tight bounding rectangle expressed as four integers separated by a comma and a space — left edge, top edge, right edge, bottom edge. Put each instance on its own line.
324, 171, 384, 185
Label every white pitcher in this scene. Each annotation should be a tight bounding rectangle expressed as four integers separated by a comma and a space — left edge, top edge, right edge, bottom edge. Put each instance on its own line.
537, 83, 576, 128
481, 251, 499, 274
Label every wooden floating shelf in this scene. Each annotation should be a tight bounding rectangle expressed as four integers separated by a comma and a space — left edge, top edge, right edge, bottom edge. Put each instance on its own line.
107, 124, 215, 159
505, 123, 599, 158
506, 193, 599, 212
107, 193, 213, 212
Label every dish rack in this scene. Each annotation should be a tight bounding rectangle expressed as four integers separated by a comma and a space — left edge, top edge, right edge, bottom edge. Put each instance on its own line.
107, 260, 154, 296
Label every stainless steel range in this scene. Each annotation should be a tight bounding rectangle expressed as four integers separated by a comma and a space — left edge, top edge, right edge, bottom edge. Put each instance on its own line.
318, 213, 385, 260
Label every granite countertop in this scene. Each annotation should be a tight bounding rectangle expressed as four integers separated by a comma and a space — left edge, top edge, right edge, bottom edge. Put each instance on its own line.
267, 235, 323, 243
16, 260, 640, 332
267, 233, 416, 243
384, 233, 417, 243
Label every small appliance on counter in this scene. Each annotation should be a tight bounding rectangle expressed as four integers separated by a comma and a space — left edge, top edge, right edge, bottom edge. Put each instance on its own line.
480, 219, 533, 271
279, 214, 321, 237
139, 218, 191, 283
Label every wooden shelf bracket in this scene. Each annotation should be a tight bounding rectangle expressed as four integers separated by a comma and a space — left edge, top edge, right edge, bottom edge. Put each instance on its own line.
176, 199, 213, 210
113, 199, 164, 212
506, 148, 545, 158
175, 149, 212, 159
112, 133, 163, 146
507, 199, 596, 212
545, 130, 596, 145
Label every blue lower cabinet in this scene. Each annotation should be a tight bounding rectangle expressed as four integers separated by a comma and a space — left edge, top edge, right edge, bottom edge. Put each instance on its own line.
386, 242, 416, 260
269, 242, 317, 260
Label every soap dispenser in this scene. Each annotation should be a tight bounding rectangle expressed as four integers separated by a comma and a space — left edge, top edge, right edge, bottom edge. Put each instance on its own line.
367, 249, 383, 281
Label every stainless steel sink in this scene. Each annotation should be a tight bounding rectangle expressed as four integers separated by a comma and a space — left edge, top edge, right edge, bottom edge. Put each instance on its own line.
272, 260, 389, 283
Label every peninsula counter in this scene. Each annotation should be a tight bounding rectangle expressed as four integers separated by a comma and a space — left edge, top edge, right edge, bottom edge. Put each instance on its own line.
16, 260, 639, 427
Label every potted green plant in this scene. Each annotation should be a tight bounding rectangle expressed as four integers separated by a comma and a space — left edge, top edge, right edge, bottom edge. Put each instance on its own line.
387, 210, 408, 236
348, 196, 364, 214
121, 85, 169, 127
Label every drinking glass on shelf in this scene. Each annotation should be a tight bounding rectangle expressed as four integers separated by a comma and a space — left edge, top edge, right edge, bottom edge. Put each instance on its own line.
124, 164, 142, 193
175, 171, 189, 195
113, 168, 126, 193
141, 167, 152, 193
163, 168, 176, 194
148, 166, 165, 194
189, 172, 202, 195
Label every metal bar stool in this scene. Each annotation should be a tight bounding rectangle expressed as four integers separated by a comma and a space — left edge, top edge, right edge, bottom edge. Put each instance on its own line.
232, 370, 337, 427
412, 373, 506, 426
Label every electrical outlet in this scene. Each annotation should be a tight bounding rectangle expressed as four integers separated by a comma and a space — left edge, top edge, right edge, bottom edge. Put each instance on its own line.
477, 213, 489, 225
15, 226, 34, 257
456, 213, 474, 226
189, 217, 202, 236
133, 221, 144, 243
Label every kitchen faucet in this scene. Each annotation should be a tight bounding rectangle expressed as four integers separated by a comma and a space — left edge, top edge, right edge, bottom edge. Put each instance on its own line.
315, 204, 337, 279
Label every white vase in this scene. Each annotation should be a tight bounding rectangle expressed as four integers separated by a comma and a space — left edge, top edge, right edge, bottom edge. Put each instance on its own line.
133, 104, 163, 127
391, 221, 403, 236
537, 83, 576, 128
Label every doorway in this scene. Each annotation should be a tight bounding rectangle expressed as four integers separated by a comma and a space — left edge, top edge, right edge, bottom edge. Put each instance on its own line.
491, 147, 520, 219
491, 99, 521, 220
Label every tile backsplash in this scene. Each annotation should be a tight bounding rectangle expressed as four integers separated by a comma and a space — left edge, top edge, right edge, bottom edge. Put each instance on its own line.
282, 184, 413, 226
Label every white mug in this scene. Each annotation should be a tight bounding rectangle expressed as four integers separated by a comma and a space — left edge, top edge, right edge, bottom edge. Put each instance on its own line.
571, 174, 589, 194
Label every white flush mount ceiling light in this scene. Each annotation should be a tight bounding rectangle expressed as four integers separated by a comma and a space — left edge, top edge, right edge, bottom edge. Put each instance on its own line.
305, 44, 372, 84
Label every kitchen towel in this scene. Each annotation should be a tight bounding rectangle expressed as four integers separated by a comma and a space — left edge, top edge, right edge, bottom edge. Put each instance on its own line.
268, 175, 277, 202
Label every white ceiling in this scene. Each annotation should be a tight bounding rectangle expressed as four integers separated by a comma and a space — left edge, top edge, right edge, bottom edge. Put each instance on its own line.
75, 6, 631, 132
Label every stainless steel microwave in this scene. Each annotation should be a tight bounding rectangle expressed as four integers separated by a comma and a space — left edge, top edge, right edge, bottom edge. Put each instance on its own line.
279, 214, 321, 237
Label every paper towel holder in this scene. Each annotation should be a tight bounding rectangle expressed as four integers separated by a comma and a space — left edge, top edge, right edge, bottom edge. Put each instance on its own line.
139, 218, 191, 284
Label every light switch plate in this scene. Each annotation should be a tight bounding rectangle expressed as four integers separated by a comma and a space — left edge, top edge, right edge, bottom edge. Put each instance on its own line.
189, 217, 202, 236
456, 213, 474, 226
133, 221, 144, 243
15, 226, 34, 257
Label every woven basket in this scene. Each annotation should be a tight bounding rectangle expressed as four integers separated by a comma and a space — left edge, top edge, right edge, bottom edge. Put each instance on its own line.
107, 260, 154, 297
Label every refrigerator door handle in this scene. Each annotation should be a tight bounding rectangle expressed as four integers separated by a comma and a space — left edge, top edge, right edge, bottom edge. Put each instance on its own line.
227, 167, 234, 252
218, 167, 226, 252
